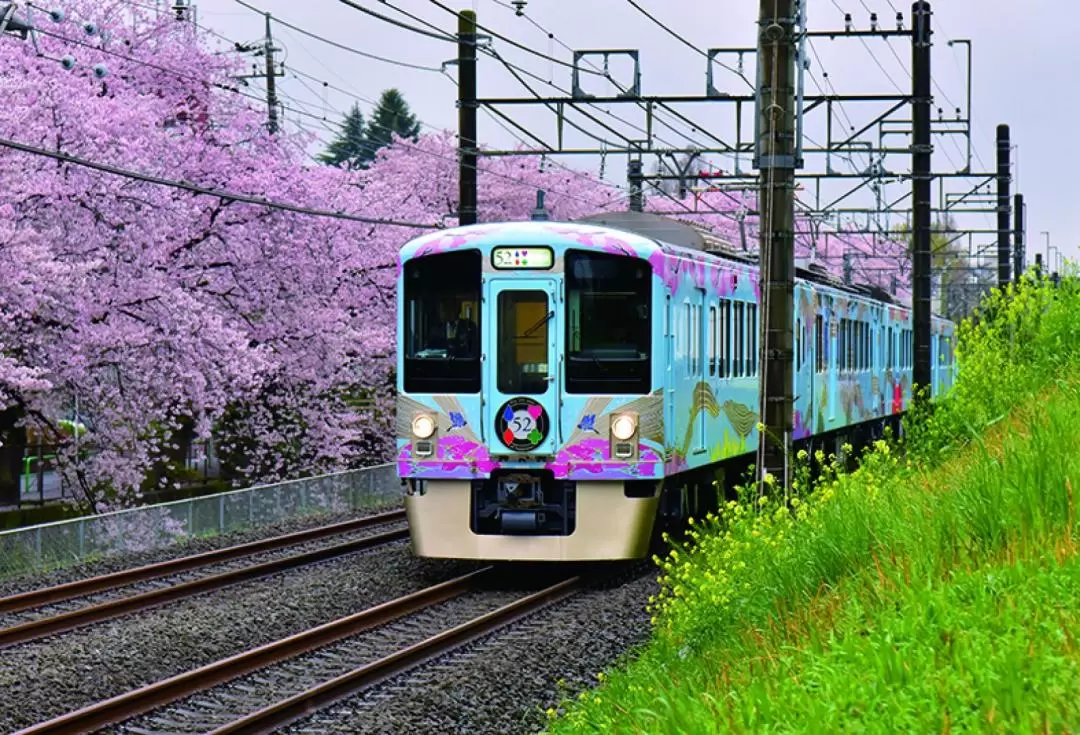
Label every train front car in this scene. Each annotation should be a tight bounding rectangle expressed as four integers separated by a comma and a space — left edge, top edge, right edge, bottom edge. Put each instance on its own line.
396, 220, 665, 561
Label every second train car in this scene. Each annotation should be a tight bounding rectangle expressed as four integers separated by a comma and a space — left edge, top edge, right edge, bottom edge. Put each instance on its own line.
395, 211, 956, 561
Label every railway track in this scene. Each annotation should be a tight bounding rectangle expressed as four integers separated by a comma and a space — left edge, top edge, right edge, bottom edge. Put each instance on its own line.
0, 509, 408, 649
15, 568, 588, 735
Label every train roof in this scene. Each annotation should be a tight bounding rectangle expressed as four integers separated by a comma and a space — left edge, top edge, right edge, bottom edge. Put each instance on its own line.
400, 212, 914, 312
577, 212, 906, 309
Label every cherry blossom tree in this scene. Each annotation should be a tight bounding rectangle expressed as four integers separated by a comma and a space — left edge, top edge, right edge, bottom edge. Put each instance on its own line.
0, 0, 912, 512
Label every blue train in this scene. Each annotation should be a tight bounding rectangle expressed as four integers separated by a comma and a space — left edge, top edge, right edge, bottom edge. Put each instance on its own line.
395, 211, 956, 561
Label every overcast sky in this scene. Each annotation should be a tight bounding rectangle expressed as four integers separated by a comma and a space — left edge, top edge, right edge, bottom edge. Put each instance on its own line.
189, 0, 1072, 271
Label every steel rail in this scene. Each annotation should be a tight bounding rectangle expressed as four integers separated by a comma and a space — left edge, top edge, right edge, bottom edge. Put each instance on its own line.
13, 569, 493, 735
0, 509, 406, 615
208, 576, 585, 735
0, 526, 409, 649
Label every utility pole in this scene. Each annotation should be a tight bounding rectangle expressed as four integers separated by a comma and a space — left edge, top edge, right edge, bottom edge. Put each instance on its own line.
755, 0, 797, 492
458, 10, 478, 226
911, 1, 933, 400
996, 124, 1011, 287
235, 14, 284, 134
264, 13, 280, 134
1013, 193, 1024, 280
628, 158, 644, 212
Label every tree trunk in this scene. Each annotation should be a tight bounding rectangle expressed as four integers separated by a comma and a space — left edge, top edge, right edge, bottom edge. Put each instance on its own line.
0, 408, 26, 507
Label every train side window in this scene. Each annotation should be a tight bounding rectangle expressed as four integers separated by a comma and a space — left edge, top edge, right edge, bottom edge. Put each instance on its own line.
692, 302, 701, 376
859, 319, 868, 369
708, 305, 717, 376
734, 302, 744, 377
683, 301, 691, 376
854, 321, 860, 371
840, 318, 848, 373
847, 319, 854, 373
815, 315, 824, 373
796, 318, 802, 372
859, 321, 868, 369
720, 300, 729, 378
748, 303, 758, 376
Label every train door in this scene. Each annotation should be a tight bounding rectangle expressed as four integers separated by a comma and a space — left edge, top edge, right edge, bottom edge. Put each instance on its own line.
484, 278, 560, 457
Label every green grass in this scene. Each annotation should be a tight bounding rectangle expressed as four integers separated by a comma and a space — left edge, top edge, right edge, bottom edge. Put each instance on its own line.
545, 273, 1080, 734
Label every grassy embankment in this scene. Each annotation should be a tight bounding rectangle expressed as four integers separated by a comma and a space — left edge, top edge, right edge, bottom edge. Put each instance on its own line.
546, 274, 1080, 733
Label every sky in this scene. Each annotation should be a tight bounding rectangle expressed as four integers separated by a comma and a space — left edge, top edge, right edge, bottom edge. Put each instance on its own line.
185, 0, 1073, 272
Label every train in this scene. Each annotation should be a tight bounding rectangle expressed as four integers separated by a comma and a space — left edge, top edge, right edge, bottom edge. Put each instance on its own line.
395, 211, 956, 562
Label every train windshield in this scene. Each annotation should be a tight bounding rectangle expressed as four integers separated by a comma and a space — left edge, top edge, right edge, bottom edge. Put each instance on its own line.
565, 250, 651, 394
402, 250, 482, 393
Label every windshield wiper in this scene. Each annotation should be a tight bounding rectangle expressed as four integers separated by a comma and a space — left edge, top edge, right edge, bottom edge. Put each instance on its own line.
521, 310, 554, 338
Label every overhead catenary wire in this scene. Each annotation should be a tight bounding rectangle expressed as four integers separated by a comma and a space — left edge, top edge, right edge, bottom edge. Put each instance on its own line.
622, 0, 753, 89
334, 0, 456, 44
422, 0, 606, 77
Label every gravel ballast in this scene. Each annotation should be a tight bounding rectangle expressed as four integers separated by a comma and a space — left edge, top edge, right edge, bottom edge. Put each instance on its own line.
282, 569, 660, 735
0, 503, 402, 598
0, 541, 478, 734
0, 520, 408, 631
108, 589, 528, 734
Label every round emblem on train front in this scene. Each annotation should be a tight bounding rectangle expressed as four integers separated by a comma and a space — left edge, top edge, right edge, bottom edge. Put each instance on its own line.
496, 397, 549, 451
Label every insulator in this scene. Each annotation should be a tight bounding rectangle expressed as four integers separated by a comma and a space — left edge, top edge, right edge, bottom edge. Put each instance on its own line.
870, 12, 878, 31
844, 13, 853, 32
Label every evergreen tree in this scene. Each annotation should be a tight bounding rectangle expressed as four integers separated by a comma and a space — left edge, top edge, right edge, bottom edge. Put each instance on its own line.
317, 103, 368, 170
359, 88, 421, 167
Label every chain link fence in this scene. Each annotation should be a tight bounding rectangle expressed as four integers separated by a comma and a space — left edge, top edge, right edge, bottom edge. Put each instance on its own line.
0, 463, 400, 580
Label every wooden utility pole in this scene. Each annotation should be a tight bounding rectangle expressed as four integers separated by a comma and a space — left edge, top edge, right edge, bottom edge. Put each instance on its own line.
264, 13, 280, 135
235, 14, 284, 134
911, 1, 933, 398
628, 158, 644, 211
458, 10, 478, 226
755, 0, 797, 492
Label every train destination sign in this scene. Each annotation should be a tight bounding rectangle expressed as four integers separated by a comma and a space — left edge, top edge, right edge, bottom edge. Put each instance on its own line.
491, 246, 554, 270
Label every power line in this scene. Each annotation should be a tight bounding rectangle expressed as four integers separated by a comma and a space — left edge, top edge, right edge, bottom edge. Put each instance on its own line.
377, 0, 721, 157
422, 0, 605, 76
0, 134, 442, 228
231, 0, 444, 72
335, 0, 456, 43
622, 0, 752, 89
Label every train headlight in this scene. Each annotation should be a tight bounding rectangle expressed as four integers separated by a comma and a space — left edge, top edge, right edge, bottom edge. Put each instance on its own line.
611, 414, 638, 441
411, 414, 436, 439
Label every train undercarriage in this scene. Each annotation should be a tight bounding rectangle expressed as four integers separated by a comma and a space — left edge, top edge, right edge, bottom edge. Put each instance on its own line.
404, 414, 904, 562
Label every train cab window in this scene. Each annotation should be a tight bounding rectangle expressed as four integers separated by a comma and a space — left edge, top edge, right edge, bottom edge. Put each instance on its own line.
565, 250, 651, 395
497, 290, 551, 395
403, 250, 482, 394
